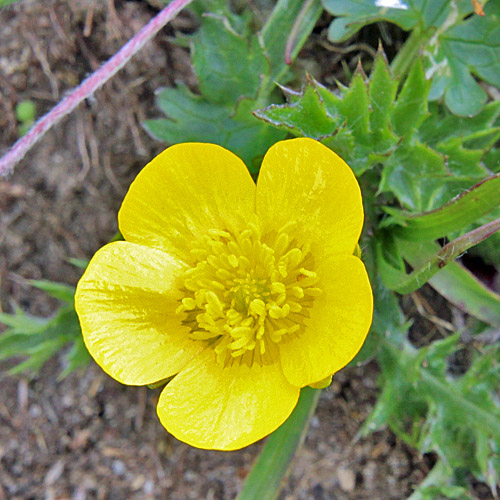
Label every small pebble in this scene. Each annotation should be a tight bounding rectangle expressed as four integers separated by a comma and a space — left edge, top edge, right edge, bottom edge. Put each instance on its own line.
337, 466, 356, 492
112, 459, 126, 476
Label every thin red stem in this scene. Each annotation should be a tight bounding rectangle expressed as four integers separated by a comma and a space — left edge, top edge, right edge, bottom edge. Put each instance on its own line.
0, 0, 194, 177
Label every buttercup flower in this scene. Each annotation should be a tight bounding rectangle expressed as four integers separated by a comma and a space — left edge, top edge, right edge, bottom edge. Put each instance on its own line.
75, 138, 373, 450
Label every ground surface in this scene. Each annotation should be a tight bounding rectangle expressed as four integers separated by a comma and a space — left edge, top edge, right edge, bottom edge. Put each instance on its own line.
0, 1, 441, 499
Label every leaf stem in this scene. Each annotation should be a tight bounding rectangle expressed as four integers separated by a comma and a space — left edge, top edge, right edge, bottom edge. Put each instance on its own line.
390, 217, 500, 294
0, 0, 194, 177
236, 387, 321, 500
390, 25, 430, 79
284, 0, 316, 65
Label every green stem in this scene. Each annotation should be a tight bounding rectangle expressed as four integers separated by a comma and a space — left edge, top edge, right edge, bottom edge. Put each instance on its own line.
236, 387, 321, 500
390, 25, 431, 79
401, 240, 500, 327
390, 217, 500, 294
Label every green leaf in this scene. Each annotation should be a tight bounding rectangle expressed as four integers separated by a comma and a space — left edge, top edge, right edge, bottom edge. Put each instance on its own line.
390, 58, 429, 137
379, 140, 447, 211
418, 101, 500, 148
192, 14, 267, 105
144, 85, 285, 172
260, 0, 323, 83
379, 96, 496, 211
383, 173, 500, 241
0, 295, 89, 377
366, 330, 500, 498
0, 309, 46, 334
0, 0, 23, 6
351, 277, 409, 367
338, 70, 371, 141
470, 208, 500, 265
236, 387, 321, 500
323, 0, 455, 42
59, 334, 92, 379
253, 75, 338, 138
323, 0, 499, 116
67, 257, 90, 269
484, 146, 500, 172
145, 0, 322, 174
257, 54, 497, 210
427, 1, 500, 116
254, 71, 378, 175
407, 461, 471, 500
8, 336, 69, 376
419, 368, 500, 441
29, 280, 75, 303
369, 52, 398, 139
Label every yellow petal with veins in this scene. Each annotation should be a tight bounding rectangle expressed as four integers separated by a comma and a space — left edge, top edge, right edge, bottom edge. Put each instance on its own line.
119, 143, 256, 261
157, 349, 300, 450
75, 241, 204, 386
256, 138, 364, 258
279, 254, 373, 387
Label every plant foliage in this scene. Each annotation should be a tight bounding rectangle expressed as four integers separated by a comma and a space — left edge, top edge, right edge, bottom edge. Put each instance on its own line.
323, 0, 500, 116
0, 281, 89, 379
144, 0, 322, 173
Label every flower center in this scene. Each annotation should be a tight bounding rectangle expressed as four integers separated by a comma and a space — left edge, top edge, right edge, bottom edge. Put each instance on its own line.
176, 220, 322, 366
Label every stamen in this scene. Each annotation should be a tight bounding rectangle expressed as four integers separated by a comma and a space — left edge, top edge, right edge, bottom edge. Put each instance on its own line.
175, 223, 322, 366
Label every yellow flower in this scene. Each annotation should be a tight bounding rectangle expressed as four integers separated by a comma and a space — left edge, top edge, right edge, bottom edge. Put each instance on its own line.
75, 138, 373, 450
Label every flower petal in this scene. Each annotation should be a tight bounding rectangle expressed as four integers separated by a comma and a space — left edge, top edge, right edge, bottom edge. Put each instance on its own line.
118, 143, 256, 260
279, 255, 373, 387
75, 241, 204, 385
256, 138, 364, 256
157, 350, 300, 450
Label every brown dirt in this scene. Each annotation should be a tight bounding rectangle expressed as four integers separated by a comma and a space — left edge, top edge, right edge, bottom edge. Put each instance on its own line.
0, 1, 431, 499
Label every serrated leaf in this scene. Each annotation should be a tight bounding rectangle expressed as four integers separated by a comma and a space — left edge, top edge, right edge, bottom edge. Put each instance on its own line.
253, 76, 338, 138
369, 53, 398, 138
391, 59, 429, 136
337, 72, 371, 141
367, 331, 500, 498
418, 101, 500, 147
256, 55, 496, 210
379, 140, 447, 211
324, 0, 499, 116
146, 0, 320, 178
192, 14, 268, 105
145, 85, 285, 172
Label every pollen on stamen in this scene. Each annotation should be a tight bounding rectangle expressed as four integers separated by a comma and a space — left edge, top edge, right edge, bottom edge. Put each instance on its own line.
176, 222, 322, 366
